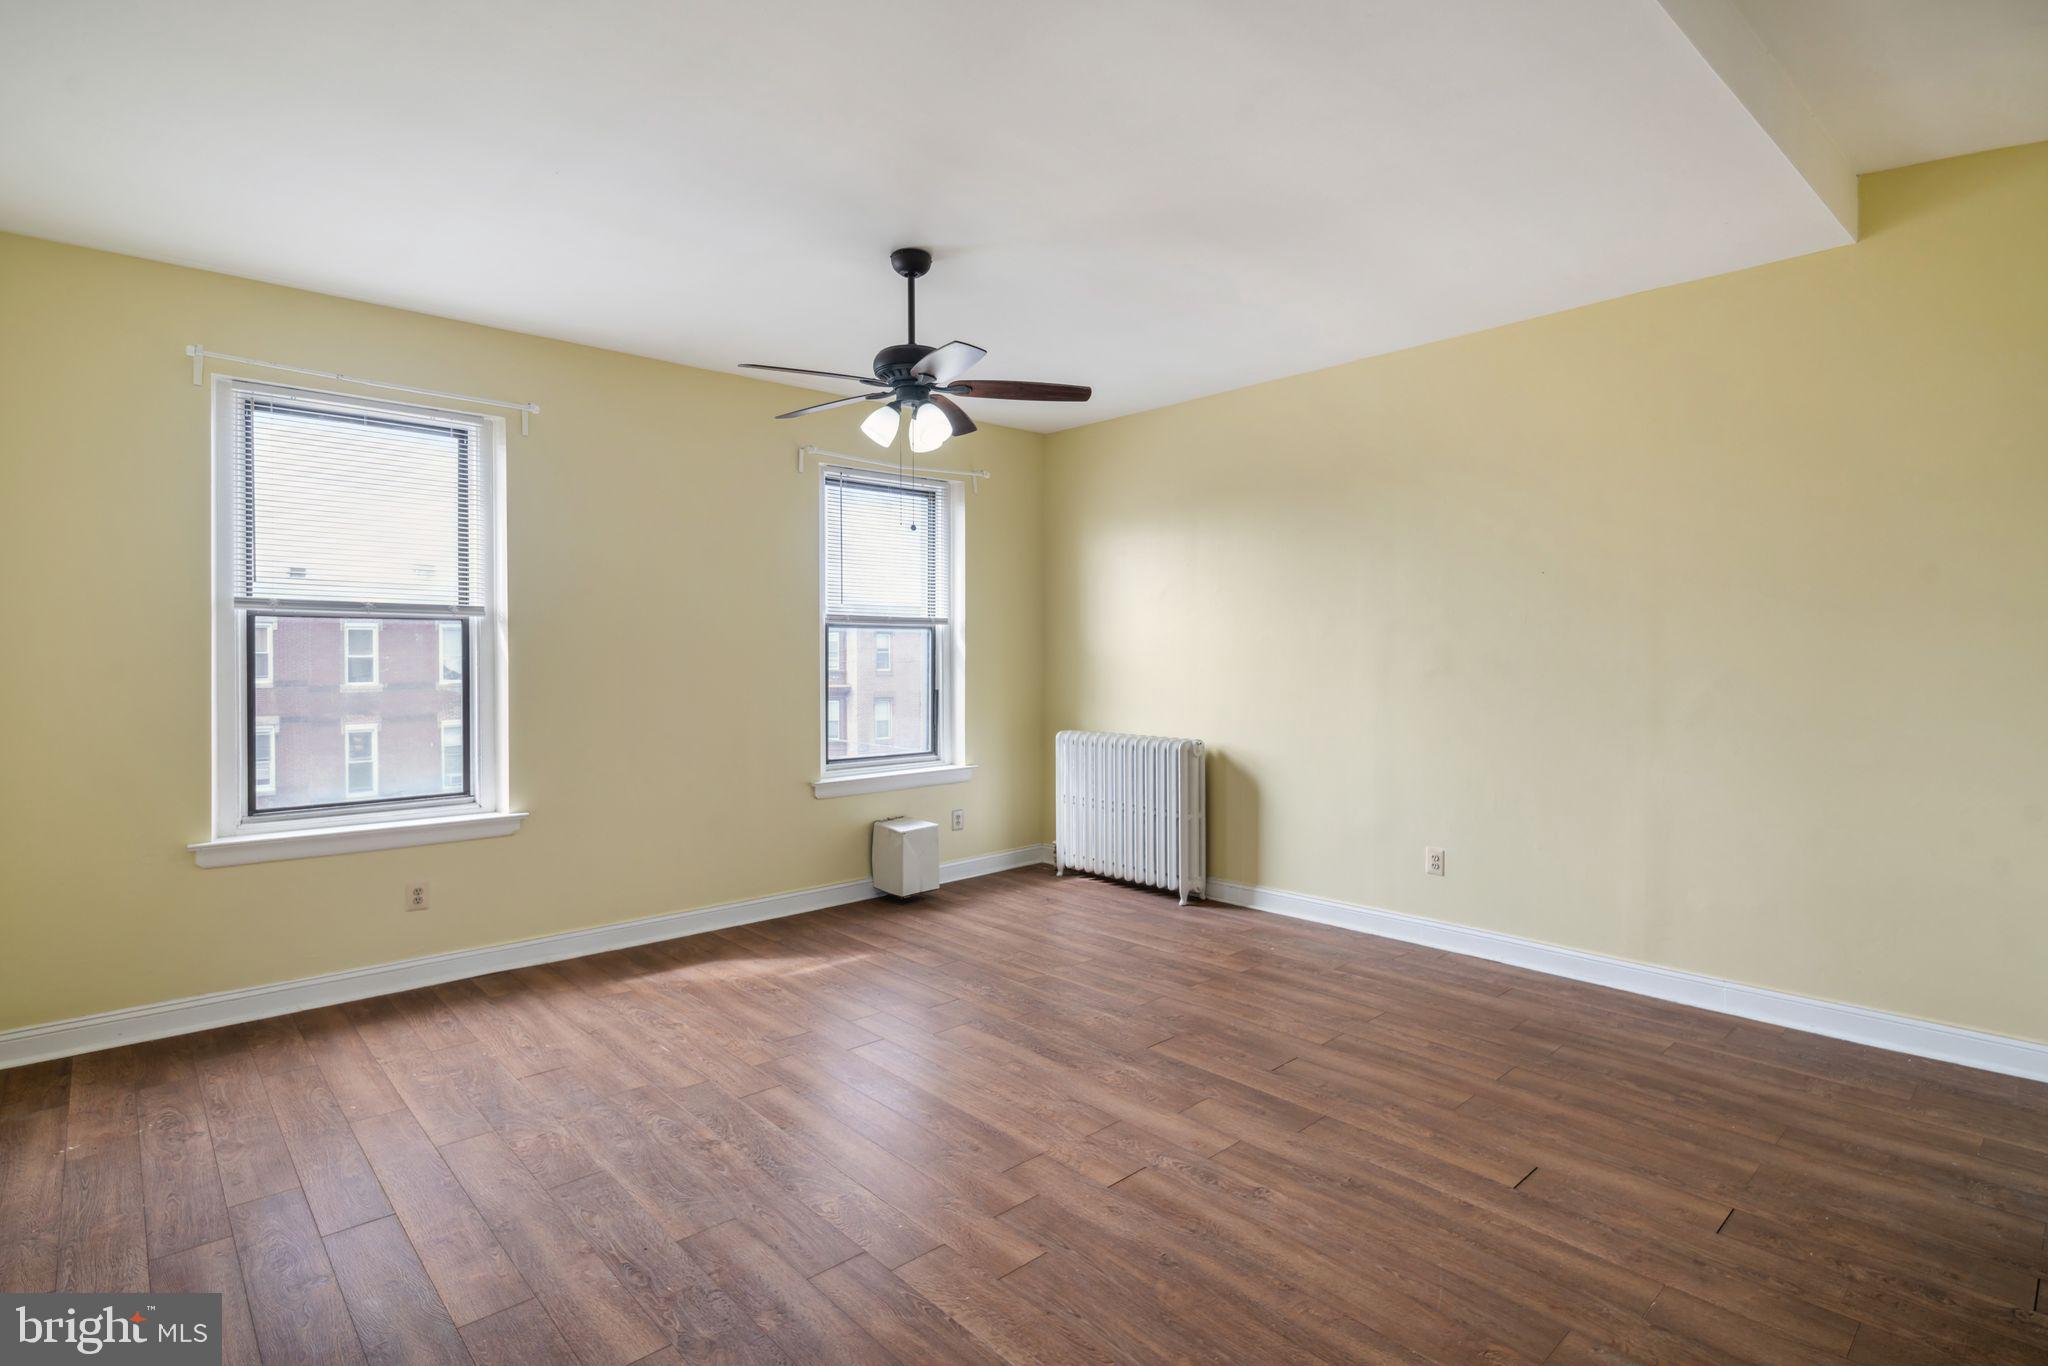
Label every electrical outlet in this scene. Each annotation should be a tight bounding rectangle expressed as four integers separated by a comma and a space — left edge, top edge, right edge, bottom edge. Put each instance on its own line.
1425, 848, 1445, 877
406, 881, 430, 912
951, 808, 965, 832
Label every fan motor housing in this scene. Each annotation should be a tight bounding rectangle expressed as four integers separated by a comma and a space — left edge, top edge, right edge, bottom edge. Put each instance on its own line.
873, 343, 935, 386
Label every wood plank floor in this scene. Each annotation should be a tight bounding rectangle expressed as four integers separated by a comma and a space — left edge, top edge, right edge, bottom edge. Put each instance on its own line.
4, 866, 2046, 1364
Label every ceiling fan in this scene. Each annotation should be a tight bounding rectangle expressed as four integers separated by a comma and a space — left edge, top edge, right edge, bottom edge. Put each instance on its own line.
742, 247, 1092, 454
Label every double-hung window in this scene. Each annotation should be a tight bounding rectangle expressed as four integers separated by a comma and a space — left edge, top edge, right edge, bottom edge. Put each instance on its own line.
440, 719, 464, 791
439, 621, 463, 685
252, 721, 278, 796
343, 621, 380, 686
252, 619, 274, 687
199, 377, 515, 863
818, 466, 963, 790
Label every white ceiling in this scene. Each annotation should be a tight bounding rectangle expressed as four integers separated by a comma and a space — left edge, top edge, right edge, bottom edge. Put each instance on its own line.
1730, 0, 2048, 174
0, 2, 2041, 432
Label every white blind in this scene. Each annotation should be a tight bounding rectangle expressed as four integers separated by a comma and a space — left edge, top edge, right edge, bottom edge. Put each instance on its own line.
233, 387, 486, 614
824, 469, 950, 622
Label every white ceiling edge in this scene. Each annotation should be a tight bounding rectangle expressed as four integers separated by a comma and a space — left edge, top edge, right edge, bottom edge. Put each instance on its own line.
1656, 0, 1858, 239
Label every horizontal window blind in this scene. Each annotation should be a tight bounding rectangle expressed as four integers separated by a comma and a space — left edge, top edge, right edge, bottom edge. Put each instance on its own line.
233, 387, 485, 615
824, 469, 950, 622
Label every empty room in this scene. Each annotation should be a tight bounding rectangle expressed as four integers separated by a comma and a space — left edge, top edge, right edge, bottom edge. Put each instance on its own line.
2, 1, 2046, 1362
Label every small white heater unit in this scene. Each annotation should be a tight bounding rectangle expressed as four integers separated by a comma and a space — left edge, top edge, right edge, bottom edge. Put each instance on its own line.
872, 817, 940, 898
1054, 730, 1207, 904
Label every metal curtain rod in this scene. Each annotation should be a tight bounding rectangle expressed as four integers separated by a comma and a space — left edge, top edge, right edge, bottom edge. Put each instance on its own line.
186, 345, 541, 435
798, 444, 991, 486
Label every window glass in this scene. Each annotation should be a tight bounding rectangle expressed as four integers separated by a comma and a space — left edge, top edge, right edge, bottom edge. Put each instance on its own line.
250, 617, 463, 811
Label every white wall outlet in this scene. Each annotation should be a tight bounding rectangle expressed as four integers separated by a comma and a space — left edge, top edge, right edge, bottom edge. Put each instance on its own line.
951, 808, 965, 832
406, 881, 430, 911
1425, 847, 1445, 877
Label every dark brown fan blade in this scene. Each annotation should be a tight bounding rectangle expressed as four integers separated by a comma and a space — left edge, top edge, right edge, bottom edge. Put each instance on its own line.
775, 393, 887, 419
742, 363, 883, 385
949, 380, 1092, 402
911, 341, 987, 385
926, 393, 977, 438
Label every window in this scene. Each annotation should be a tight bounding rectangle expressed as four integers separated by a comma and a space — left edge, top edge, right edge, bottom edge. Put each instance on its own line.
344, 724, 379, 797
439, 621, 463, 685
252, 619, 274, 687
343, 621, 380, 686
440, 719, 464, 792
820, 467, 957, 775
252, 723, 277, 796
203, 378, 512, 860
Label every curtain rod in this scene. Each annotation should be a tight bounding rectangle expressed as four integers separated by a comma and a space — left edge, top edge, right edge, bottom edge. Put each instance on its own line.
798, 444, 991, 486
186, 345, 540, 435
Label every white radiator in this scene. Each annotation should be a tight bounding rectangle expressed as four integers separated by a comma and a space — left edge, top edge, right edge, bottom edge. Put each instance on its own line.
1054, 730, 1207, 905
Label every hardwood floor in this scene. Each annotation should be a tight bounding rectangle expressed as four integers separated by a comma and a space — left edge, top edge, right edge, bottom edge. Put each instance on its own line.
4, 866, 2046, 1363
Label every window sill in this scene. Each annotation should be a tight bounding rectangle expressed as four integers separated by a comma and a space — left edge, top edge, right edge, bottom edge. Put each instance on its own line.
191, 810, 527, 867
811, 763, 976, 799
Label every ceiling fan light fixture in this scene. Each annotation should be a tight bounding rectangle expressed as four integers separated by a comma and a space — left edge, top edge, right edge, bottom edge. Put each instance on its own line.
909, 400, 952, 454
859, 403, 901, 448
743, 248, 1092, 434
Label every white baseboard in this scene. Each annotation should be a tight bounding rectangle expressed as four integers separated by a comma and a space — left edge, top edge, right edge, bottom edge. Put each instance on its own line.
0, 843, 1054, 1071
1206, 877, 2048, 1084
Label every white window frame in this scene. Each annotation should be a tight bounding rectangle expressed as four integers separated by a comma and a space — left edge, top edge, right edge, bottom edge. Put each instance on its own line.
872, 695, 893, 741
252, 619, 274, 687
812, 463, 973, 798
197, 376, 522, 866
827, 696, 843, 743
439, 621, 463, 687
342, 620, 381, 688
440, 718, 464, 792
873, 630, 892, 673
344, 723, 380, 798
252, 720, 278, 796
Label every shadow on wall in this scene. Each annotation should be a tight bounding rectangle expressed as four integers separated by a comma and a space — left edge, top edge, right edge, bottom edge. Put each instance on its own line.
1206, 748, 1260, 889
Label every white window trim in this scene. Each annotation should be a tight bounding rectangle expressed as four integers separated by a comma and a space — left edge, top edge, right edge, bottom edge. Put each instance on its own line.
342, 620, 381, 688
812, 464, 967, 797
872, 695, 893, 741
874, 630, 892, 673
196, 375, 520, 865
344, 722, 380, 798
827, 696, 843, 743
192, 809, 527, 868
812, 762, 977, 799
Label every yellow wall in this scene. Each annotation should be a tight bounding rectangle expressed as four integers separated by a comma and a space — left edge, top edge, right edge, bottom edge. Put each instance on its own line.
6, 141, 2044, 1046
0, 234, 1047, 1031
1044, 142, 2048, 1045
